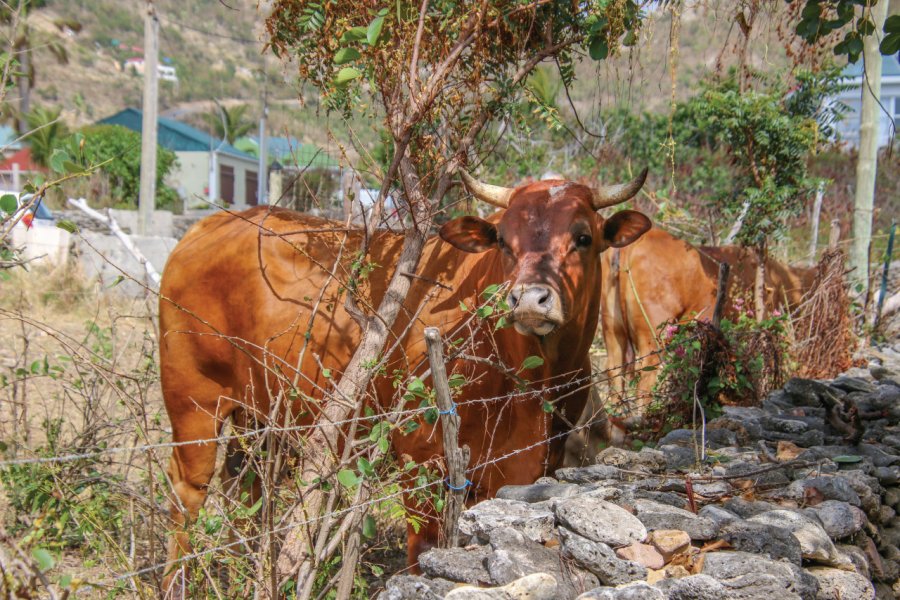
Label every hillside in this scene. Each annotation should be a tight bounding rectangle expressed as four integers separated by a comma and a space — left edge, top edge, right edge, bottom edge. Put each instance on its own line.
17, 1, 806, 161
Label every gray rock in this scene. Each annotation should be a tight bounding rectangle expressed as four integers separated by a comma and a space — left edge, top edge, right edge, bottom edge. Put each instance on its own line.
884, 486, 900, 509
378, 576, 456, 600
419, 544, 492, 584
655, 574, 729, 600
698, 504, 741, 527
558, 527, 646, 586
497, 483, 580, 504
659, 445, 699, 470
783, 477, 862, 506
830, 376, 877, 394
874, 466, 900, 486
747, 510, 847, 566
803, 500, 867, 539
723, 497, 781, 518
633, 499, 718, 541
658, 428, 739, 448
459, 499, 555, 543
701, 551, 819, 600
723, 460, 792, 489
575, 582, 666, 600
595, 447, 667, 472
445, 573, 558, 600
784, 378, 836, 407
556, 464, 622, 484
836, 544, 871, 579
760, 415, 810, 434
719, 519, 803, 564
807, 566, 875, 600
554, 496, 647, 547
486, 528, 598, 595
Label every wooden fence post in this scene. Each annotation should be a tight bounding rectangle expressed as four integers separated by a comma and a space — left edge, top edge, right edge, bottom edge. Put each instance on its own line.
711, 262, 731, 329
423, 327, 471, 548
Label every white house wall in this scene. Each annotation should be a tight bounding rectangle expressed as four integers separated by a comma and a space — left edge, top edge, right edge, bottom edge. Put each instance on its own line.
169, 151, 259, 208
834, 77, 900, 148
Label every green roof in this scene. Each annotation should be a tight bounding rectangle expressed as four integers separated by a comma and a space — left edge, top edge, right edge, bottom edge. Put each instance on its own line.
98, 108, 255, 160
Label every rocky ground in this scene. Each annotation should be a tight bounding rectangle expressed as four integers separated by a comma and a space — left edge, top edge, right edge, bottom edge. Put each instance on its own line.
381, 343, 900, 599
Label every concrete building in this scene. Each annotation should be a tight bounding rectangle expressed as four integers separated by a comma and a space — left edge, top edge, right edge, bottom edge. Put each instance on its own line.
99, 108, 259, 208
833, 53, 900, 148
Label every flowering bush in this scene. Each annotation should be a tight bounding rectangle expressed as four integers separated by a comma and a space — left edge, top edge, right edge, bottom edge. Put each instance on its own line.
647, 306, 790, 435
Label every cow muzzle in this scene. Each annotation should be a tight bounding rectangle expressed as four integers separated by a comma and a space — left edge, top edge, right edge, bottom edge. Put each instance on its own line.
507, 284, 564, 336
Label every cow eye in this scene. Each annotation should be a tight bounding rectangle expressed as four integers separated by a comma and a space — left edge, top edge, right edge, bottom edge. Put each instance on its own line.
498, 237, 509, 252
575, 234, 592, 248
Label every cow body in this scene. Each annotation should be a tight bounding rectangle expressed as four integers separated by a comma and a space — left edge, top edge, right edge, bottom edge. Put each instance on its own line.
159, 174, 650, 578
594, 230, 815, 444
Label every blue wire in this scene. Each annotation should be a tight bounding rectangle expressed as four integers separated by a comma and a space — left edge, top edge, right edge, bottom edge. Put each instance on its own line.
446, 478, 472, 491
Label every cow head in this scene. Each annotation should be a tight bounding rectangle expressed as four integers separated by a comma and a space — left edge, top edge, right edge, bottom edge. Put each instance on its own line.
440, 170, 651, 337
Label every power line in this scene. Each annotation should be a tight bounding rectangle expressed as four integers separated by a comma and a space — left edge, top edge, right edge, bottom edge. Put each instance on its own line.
157, 12, 258, 46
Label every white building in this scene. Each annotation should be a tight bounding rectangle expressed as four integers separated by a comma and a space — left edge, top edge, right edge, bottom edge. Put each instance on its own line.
832, 54, 900, 148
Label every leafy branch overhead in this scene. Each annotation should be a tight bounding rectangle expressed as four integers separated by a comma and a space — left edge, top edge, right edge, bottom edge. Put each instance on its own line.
793, 0, 900, 60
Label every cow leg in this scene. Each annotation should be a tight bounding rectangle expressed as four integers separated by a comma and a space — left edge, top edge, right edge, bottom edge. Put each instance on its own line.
162, 395, 234, 593
405, 511, 441, 572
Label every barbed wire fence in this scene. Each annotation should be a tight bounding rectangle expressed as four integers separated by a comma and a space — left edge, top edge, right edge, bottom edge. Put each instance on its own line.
0, 245, 689, 599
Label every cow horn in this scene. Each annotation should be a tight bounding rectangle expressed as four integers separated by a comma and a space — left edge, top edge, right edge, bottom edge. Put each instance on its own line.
460, 170, 513, 209
591, 167, 649, 209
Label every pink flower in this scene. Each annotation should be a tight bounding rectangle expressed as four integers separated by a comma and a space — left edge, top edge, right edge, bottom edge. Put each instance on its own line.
664, 324, 679, 340
674, 346, 686, 358
773, 309, 782, 317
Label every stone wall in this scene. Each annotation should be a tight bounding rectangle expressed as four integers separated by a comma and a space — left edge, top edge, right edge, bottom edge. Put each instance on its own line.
382, 348, 900, 600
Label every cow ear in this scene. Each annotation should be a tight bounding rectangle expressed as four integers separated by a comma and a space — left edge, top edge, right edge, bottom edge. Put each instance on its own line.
602, 210, 651, 248
440, 216, 498, 253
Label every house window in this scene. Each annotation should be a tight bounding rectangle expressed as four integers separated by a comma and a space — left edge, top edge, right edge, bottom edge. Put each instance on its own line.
220, 165, 235, 204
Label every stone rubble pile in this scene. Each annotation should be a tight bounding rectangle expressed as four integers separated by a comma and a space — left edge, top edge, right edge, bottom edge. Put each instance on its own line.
381, 347, 900, 599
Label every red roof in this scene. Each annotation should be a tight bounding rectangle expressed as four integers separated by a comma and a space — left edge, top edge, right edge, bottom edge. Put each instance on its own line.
0, 147, 46, 172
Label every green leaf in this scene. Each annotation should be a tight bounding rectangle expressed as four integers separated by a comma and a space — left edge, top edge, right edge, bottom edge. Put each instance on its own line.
542, 401, 554, 413
377, 436, 389, 453
362, 514, 377, 539
481, 283, 501, 299
459, 301, 468, 312
62, 160, 82, 175
832, 455, 862, 464
588, 36, 609, 61
334, 67, 362, 86
48, 149, 69, 174
337, 469, 360, 488
476, 305, 494, 319
886, 15, 900, 34
32, 548, 55, 572
424, 407, 438, 425
341, 26, 368, 42
520, 355, 544, 371
0, 194, 16, 214
367, 8, 388, 46
322, 368, 332, 379
357, 457, 375, 478
245, 497, 263, 516
56, 219, 78, 233
334, 47, 361, 65
880, 32, 900, 55
448, 373, 466, 388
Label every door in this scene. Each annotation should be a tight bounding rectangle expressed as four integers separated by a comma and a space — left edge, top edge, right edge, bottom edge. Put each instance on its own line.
219, 165, 234, 204
245, 170, 258, 205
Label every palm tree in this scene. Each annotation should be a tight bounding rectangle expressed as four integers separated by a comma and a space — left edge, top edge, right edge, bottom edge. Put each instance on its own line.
525, 66, 561, 109
25, 105, 69, 167
1, 0, 70, 134
201, 101, 254, 145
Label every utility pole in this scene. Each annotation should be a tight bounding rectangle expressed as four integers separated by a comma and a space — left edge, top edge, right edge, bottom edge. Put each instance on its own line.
138, 0, 159, 235
850, 0, 889, 291
257, 66, 268, 205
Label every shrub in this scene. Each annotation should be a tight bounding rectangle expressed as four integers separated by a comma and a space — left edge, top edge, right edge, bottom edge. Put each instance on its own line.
53, 124, 179, 209
647, 308, 790, 436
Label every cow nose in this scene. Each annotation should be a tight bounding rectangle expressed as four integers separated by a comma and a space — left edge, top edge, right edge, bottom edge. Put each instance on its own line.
508, 285, 553, 312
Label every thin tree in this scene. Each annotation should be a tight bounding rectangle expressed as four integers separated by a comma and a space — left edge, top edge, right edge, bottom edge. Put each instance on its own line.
265, 1, 647, 595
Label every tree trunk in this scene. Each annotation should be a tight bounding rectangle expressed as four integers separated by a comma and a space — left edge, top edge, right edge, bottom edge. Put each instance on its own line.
850, 0, 889, 294
16, 37, 30, 135
754, 241, 767, 323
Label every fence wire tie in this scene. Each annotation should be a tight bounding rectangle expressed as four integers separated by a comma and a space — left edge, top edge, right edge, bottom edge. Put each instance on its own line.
445, 478, 472, 491
438, 402, 457, 416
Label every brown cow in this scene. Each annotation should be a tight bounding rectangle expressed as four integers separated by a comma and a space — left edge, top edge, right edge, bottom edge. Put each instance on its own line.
158, 169, 650, 582
584, 229, 814, 447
